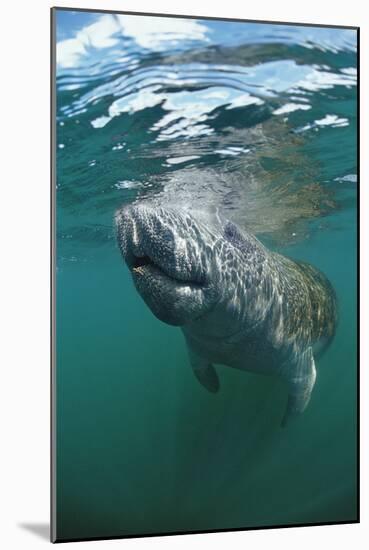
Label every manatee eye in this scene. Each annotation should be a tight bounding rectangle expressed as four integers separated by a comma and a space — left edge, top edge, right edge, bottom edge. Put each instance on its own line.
224, 221, 244, 246
223, 221, 251, 253
224, 221, 237, 241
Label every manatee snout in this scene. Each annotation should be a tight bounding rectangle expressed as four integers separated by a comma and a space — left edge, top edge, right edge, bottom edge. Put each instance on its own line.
115, 204, 217, 326
115, 204, 176, 272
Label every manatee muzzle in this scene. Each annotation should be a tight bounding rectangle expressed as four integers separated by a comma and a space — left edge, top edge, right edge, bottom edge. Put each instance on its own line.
115, 204, 214, 325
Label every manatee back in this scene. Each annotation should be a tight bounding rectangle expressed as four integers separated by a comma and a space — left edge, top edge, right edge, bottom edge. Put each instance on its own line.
297, 260, 337, 353
273, 255, 337, 352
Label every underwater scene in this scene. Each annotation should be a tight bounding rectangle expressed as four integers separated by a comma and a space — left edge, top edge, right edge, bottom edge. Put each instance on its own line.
54, 9, 358, 541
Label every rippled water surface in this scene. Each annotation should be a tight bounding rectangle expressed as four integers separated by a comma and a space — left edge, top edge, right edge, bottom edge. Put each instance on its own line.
54, 10, 357, 541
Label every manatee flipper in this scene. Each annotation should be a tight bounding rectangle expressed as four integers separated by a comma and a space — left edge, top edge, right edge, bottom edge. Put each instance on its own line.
188, 347, 219, 393
282, 347, 316, 427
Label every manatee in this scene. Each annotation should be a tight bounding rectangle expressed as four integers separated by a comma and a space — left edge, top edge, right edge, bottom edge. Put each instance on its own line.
115, 203, 337, 425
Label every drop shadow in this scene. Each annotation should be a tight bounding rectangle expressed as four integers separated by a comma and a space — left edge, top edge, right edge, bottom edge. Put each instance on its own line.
18, 522, 49, 541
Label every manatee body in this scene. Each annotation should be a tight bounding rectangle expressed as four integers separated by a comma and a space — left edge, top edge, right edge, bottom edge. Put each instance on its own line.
115, 203, 337, 425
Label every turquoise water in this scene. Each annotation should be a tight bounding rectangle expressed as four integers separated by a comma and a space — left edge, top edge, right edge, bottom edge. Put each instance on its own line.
54, 10, 357, 541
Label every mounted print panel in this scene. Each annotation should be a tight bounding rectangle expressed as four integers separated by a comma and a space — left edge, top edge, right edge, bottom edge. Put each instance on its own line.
51, 7, 358, 543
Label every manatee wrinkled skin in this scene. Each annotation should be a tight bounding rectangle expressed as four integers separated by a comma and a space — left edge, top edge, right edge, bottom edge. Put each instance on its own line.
115, 203, 337, 425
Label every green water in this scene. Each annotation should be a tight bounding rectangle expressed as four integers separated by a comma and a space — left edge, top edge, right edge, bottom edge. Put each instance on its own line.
54, 10, 357, 541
